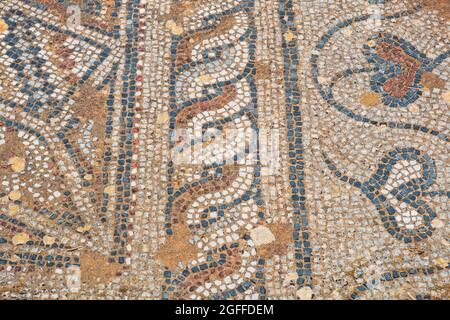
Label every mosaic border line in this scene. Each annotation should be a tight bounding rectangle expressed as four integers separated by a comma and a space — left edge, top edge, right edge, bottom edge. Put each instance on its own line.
279, 0, 312, 289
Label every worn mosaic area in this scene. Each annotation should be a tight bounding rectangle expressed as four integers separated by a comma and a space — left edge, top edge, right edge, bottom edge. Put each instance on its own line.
0, 0, 448, 300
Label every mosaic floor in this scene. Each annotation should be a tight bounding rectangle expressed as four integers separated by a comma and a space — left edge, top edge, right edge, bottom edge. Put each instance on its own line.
0, 0, 448, 300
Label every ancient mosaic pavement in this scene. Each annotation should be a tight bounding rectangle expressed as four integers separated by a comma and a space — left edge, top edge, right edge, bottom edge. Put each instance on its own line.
0, 0, 448, 300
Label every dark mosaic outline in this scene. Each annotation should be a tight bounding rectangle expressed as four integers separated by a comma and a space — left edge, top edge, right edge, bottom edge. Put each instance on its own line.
279, 0, 312, 290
